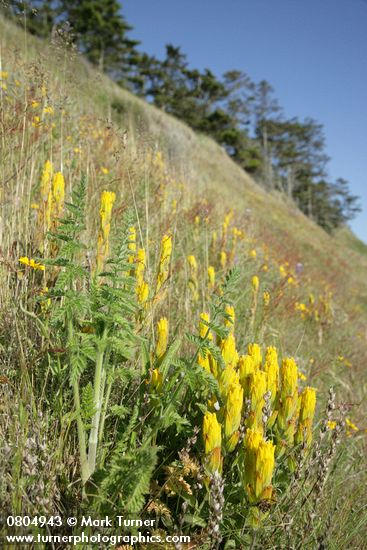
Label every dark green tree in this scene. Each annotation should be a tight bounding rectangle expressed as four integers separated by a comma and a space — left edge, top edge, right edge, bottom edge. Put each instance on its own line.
2, 0, 60, 37
222, 70, 256, 130
60, 0, 139, 80
253, 80, 282, 188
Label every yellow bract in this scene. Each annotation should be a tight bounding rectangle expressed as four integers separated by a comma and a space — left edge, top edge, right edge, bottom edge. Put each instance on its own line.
263, 290, 270, 307
239, 354, 256, 394
295, 387, 316, 446
220, 250, 227, 269
156, 317, 169, 359
96, 190, 116, 272
224, 383, 244, 453
247, 370, 267, 433
243, 429, 275, 503
218, 366, 240, 401
52, 172, 65, 219
277, 357, 299, 443
135, 248, 149, 304
252, 275, 260, 292
156, 234, 172, 292
221, 333, 239, 369
248, 343, 262, 369
263, 346, 279, 406
203, 412, 222, 473
128, 226, 136, 264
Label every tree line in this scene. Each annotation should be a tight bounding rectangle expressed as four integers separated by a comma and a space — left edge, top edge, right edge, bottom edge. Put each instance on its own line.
4, 0, 361, 232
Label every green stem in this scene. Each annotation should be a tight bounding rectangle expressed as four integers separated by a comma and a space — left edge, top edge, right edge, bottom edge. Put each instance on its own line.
87, 329, 107, 475
68, 317, 89, 485
98, 366, 114, 445
73, 378, 90, 485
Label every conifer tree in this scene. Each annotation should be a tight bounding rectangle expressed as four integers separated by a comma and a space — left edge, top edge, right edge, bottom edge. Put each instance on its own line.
60, 0, 139, 80
3, 0, 60, 37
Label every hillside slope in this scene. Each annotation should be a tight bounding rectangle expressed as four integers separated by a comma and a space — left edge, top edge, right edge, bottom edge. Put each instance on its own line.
1, 14, 366, 548
2, 15, 366, 311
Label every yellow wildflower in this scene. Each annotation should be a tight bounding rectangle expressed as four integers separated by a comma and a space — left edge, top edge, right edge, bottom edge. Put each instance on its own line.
224, 383, 244, 453
19, 256, 45, 272
156, 234, 172, 292
346, 418, 358, 432
250, 249, 257, 258
52, 172, 65, 219
156, 318, 169, 360
243, 429, 275, 503
96, 190, 116, 272
136, 248, 146, 285
150, 368, 163, 392
295, 387, 316, 446
207, 265, 215, 291
203, 412, 222, 473
252, 275, 260, 293
239, 354, 256, 395
220, 250, 227, 269
247, 370, 267, 433
263, 290, 270, 307
277, 357, 299, 444
221, 334, 239, 369
327, 420, 336, 430
135, 248, 149, 304
263, 346, 279, 406
137, 281, 149, 304
248, 343, 262, 369
218, 366, 240, 401
40, 160, 53, 201
128, 226, 136, 264
198, 313, 212, 372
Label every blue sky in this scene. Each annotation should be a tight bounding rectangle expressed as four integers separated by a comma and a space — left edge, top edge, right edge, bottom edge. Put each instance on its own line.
123, 0, 367, 243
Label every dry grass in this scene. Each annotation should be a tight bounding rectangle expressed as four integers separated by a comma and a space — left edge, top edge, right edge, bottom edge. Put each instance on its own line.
1, 12, 366, 548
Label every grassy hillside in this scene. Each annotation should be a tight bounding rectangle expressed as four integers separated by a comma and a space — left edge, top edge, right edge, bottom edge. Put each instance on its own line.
1, 14, 366, 549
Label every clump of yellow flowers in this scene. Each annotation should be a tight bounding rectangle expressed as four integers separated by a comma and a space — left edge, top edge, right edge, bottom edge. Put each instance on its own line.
135, 248, 149, 305
36, 160, 65, 251
156, 234, 172, 293
19, 256, 45, 271
149, 317, 169, 392
200, 303, 317, 516
96, 190, 116, 272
